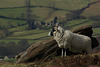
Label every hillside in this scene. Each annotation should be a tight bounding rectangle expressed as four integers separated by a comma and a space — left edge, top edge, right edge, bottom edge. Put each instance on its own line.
28, 53, 100, 67
0, 0, 100, 26
0, 0, 99, 26
0, 53, 100, 67
81, 1, 100, 17
1, 53, 100, 67
0, 0, 89, 9
1, 34, 100, 67
0, 0, 90, 22
0, 0, 100, 66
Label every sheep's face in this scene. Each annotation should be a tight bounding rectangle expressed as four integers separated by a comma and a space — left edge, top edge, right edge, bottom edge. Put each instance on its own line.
48, 26, 58, 36
48, 26, 64, 36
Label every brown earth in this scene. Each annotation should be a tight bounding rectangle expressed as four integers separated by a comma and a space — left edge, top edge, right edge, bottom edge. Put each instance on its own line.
31, 53, 100, 67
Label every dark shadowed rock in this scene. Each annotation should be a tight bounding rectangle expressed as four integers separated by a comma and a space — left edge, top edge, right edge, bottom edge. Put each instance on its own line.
72, 25, 93, 37
16, 25, 99, 64
16, 38, 59, 63
91, 37, 99, 49
71, 25, 99, 49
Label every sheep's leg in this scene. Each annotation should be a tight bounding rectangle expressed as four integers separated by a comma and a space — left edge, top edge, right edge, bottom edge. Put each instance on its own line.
61, 49, 64, 57
64, 49, 66, 57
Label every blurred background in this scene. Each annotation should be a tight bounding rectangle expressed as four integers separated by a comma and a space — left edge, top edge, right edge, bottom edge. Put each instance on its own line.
0, 0, 100, 61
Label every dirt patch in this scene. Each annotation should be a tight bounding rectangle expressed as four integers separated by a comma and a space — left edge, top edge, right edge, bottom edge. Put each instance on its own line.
32, 53, 100, 67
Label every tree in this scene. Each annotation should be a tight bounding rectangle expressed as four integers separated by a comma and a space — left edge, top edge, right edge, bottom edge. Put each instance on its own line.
3, 29, 10, 36
54, 16, 58, 24
7, 21, 12, 28
41, 21, 45, 25
25, 0, 34, 30
17, 39, 30, 51
21, 13, 25, 19
8, 41, 16, 47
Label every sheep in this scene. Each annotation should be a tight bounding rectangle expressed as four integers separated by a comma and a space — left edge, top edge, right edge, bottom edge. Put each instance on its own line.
48, 26, 92, 57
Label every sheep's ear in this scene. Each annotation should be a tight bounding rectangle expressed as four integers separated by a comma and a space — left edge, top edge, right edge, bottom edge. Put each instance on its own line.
57, 26, 64, 33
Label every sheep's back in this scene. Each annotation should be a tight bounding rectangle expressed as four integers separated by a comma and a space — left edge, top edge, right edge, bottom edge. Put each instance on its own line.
71, 34, 91, 48
67, 34, 91, 53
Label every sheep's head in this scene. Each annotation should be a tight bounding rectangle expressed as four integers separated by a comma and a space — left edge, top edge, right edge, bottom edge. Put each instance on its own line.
48, 26, 64, 36
48, 26, 58, 36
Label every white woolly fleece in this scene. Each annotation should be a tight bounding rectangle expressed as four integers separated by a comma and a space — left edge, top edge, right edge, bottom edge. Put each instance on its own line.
54, 26, 92, 54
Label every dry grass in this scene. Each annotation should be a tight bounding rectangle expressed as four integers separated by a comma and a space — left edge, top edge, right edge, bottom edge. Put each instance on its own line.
81, 2, 100, 17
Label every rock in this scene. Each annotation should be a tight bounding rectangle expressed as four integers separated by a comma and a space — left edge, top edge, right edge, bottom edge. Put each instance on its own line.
91, 37, 99, 49
16, 38, 59, 64
72, 25, 93, 37
15, 25, 99, 64
15, 52, 24, 61
72, 25, 99, 49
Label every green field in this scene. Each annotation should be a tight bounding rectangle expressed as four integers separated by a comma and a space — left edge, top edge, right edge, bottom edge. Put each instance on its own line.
9, 25, 27, 32
31, 7, 54, 21
0, 0, 98, 22
0, 7, 70, 22
67, 19, 100, 37
0, 29, 51, 44
0, 0, 25, 8
67, 19, 96, 29
0, 0, 90, 10
0, 0, 91, 22
93, 27, 100, 36
67, 19, 88, 26
0, 0, 99, 43
0, 8, 26, 18
10, 29, 48, 36
5, 31, 49, 40
0, 18, 26, 28
31, 0, 90, 10
0, 39, 20, 43
0, 0, 99, 24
